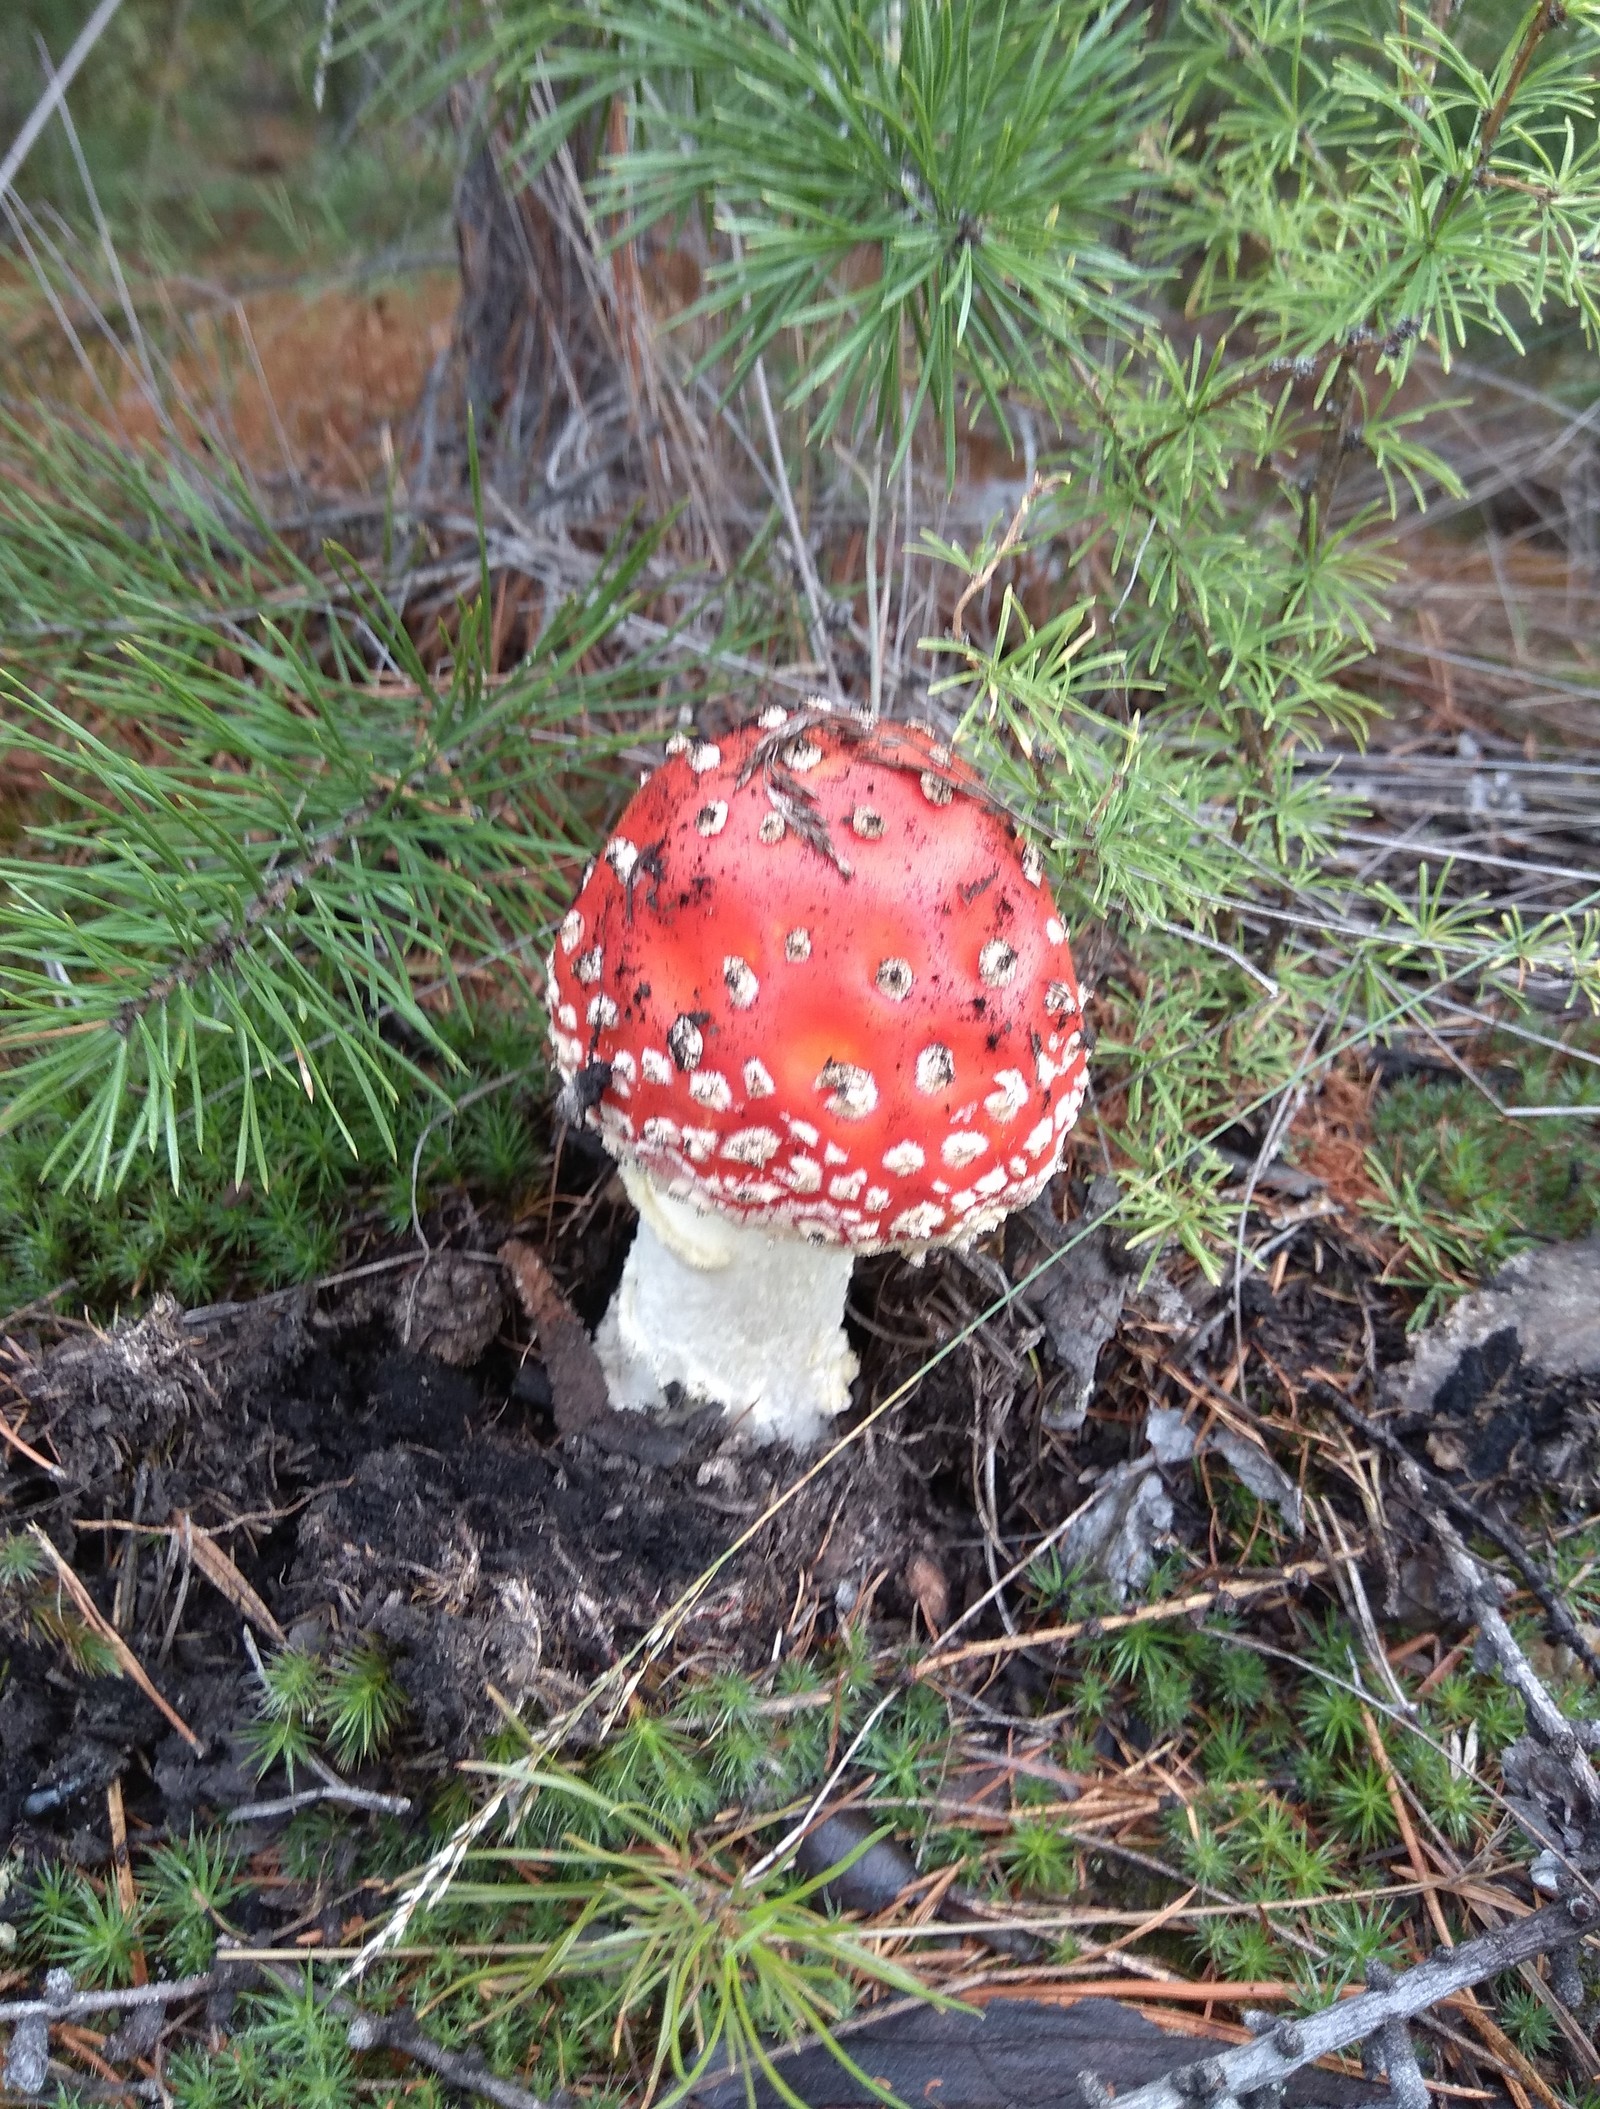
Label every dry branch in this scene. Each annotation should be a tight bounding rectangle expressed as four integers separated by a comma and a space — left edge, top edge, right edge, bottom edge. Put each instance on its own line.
1101, 1901, 1593, 2109
0, 1962, 558, 2109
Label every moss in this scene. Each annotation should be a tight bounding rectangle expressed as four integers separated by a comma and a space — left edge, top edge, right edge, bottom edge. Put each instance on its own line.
0, 1002, 548, 1319
1365, 1039, 1600, 1321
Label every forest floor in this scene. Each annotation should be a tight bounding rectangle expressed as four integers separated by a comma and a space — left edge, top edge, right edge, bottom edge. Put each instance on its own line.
5, 34, 1600, 2109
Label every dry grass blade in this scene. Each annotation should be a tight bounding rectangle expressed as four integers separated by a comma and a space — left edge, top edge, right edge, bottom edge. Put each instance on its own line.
0, 0, 127, 201
104, 1777, 148, 1989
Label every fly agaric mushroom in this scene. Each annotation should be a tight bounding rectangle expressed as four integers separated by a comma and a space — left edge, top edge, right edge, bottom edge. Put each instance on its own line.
545, 708, 1088, 1445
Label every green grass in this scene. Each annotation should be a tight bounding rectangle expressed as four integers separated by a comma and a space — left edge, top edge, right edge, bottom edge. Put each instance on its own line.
246, 1635, 411, 1780
164, 1641, 961, 2106
27, 1865, 148, 1987
147, 1828, 245, 1973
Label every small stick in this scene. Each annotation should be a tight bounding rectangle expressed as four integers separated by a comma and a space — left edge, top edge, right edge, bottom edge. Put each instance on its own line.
343, 2005, 560, 2109
28, 1526, 202, 1752
54, 2021, 129, 2088
1457, 2004, 1558, 2109
226, 1784, 412, 1823
105, 1779, 147, 1988
1316, 1386, 1600, 1687
1425, 1506, 1600, 1807
1361, 1710, 1549, 2109
0, 1977, 213, 2026
240, 1952, 560, 2109
746, 339, 841, 696
0, 1278, 77, 1334
1100, 1901, 1592, 2109
917, 1561, 1331, 1674
1417, 1637, 1475, 1697
0, 1959, 553, 2109
175, 1510, 286, 1646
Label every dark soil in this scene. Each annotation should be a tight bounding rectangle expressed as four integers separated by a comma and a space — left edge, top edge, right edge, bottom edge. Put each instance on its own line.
3, 1153, 1591, 1877
0, 1199, 1056, 1861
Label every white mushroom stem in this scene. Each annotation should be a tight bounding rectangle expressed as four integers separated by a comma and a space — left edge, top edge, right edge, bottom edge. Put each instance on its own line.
593, 1163, 859, 1446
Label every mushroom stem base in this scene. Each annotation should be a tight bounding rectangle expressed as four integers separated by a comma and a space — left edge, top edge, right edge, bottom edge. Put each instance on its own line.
594, 1168, 859, 1446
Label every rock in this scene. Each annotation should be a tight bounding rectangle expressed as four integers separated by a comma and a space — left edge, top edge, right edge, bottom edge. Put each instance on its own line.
1056, 1457, 1173, 1603
1004, 1177, 1130, 1435
1395, 1240, 1600, 1495
1145, 1406, 1195, 1465
104, 2000, 166, 2063
1210, 1426, 1303, 1535
1401, 1239, 1600, 1414
1143, 1407, 1303, 1535
2, 2012, 49, 2097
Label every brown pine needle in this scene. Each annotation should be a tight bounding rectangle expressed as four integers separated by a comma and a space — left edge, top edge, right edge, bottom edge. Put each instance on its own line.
28, 1525, 203, 1752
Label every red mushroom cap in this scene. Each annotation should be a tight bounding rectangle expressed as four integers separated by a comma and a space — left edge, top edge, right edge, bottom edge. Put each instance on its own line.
546, 709, 1088, 1251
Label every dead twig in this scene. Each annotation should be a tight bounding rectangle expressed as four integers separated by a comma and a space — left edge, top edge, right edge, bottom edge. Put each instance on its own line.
342, 2002, 565, 2109
746, 346, 841, 696
0, 1403, 63, 1478
0, 1960, 556, 2109
950, 471, 1062, 642
105, 1779, 147, 1990
171, 1510, 286, 1646
915, 1560, 1333, 1675
0, 1976, 212, 2027
1099, 1901, 1594, 2109
225, 1783, 413, 1824
1359, 1707, 1552, 2109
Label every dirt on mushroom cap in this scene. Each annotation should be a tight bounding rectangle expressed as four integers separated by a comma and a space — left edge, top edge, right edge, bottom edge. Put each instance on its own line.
546, 712, 1088, 1253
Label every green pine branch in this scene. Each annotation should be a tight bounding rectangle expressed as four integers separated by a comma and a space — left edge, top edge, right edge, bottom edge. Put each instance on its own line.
0, 527, 680, 1196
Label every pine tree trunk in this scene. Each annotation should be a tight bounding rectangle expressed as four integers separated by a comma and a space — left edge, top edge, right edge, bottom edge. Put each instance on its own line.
446, 114, 630, 519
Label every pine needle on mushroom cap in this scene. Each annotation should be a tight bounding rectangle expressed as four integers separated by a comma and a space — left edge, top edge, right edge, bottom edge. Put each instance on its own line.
547, 707, 1088, 1260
